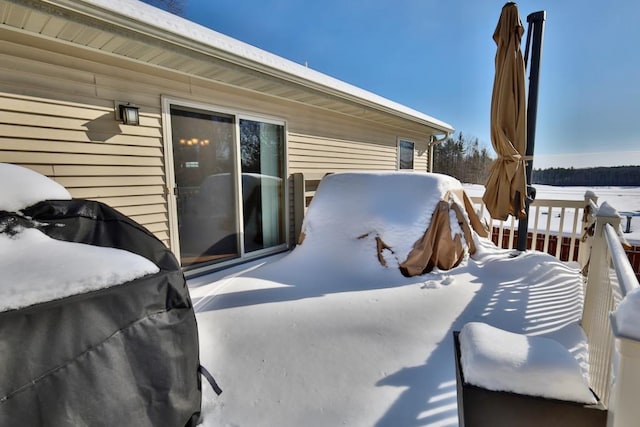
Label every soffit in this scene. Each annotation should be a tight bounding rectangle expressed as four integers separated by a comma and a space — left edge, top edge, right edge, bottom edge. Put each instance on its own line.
0, 0, 452, 135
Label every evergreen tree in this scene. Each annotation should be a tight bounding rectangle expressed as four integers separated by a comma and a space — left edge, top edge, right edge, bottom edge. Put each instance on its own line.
432, 132, 493, 184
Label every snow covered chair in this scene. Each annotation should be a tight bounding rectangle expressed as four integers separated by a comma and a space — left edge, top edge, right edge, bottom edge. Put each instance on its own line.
0, 164, 214, 426
454, 323, 607, 427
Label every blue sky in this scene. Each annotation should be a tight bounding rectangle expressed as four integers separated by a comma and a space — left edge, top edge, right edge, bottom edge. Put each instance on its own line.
181, 0, 640, 169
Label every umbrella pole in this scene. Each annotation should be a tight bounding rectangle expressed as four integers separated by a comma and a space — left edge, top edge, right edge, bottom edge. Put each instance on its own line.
517, 10, 546, 252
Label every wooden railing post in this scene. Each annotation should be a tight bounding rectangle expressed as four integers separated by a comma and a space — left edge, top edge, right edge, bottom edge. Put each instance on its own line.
291, 172, 305, 246
578, 192, 599, 269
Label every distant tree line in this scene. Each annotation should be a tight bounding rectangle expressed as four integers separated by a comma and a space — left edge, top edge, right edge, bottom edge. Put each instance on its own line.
532, 166, 640, 186
432, 133, 494, 184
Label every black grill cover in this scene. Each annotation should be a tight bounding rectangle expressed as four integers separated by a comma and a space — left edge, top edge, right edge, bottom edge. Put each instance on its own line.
0, 200, 201, 426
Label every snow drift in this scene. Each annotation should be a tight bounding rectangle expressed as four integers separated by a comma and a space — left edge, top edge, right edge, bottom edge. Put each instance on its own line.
297, 172, 488, 276
459, 322, 596, 403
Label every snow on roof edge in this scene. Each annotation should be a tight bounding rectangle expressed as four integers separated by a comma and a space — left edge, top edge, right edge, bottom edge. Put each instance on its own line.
66, 0, 453, 133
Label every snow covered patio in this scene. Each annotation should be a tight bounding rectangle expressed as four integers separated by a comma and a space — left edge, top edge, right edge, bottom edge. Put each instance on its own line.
192, 244, 588, 426
191, 173, 593, 426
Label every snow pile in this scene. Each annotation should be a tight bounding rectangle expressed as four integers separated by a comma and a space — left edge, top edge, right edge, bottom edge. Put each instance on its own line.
0, 163, 70, 211
597, 201, 619, 217
0, 227, 159, 311
613, 287, 640, 340
0, 163, 159, 311
459, 322, 596, 404
299, 171, 468, 271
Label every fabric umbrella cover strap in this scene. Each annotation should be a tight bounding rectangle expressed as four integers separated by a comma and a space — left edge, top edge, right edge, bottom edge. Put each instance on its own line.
483, 2, 528, 221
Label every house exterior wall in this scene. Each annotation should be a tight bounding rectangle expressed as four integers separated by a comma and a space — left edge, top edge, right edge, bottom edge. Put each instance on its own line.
0, 24, 435, 261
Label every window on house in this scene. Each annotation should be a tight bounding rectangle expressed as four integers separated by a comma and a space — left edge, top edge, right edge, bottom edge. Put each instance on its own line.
398, 139, 415, 170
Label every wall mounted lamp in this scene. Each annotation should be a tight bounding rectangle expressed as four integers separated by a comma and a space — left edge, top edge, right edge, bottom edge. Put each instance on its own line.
115, 102, 140, 126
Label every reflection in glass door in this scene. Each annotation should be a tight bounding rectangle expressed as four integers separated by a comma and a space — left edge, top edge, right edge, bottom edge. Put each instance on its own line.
170, 106, 239, 266
169, 104, 287, 268
240, 119, 285, 253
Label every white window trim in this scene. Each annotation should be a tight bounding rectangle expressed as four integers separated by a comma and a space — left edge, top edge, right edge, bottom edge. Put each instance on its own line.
397, 138, 415, 170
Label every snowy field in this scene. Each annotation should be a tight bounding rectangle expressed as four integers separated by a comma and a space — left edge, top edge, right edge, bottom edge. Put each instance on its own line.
190, 175, 622, 427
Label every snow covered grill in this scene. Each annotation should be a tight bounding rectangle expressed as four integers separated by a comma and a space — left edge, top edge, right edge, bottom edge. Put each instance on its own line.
0, 164, 204, 426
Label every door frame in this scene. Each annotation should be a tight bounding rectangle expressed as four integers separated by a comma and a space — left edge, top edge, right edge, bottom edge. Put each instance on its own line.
161, 96, 289, 273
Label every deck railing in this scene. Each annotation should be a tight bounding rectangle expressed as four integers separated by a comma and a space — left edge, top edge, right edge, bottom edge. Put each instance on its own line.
468, 194, 597, 265
583, 210, 640, 426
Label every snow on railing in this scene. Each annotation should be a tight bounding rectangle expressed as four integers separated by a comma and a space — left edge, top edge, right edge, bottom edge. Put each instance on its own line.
582, 204, 640, 426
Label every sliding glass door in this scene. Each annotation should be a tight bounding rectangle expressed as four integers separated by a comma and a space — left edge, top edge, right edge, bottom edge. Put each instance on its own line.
169, 103, 286, 268
170, 106, 238, 266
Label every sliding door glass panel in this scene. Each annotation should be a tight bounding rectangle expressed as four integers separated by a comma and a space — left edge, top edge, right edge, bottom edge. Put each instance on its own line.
239, 119, 285, 252
170, 106, 239, 266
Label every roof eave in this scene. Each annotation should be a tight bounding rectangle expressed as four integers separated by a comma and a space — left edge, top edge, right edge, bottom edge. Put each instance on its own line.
39, 0, 454, 134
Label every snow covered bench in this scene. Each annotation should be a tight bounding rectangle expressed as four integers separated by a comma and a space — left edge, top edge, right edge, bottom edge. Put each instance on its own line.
454, 325, 606, 427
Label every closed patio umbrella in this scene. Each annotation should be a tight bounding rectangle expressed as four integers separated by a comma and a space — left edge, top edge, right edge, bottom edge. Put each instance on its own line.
483, 2, 527, 221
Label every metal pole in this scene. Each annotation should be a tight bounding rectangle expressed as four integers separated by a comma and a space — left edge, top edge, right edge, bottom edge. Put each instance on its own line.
517, 10, 546, 251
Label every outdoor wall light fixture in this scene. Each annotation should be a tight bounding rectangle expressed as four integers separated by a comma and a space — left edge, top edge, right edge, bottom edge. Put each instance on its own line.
115, 102, 140, 126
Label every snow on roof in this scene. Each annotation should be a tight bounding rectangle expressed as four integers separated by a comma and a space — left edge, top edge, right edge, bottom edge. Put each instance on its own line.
74, 0, 453, 132
459, 322, 596, 404
0, 163, 71, 212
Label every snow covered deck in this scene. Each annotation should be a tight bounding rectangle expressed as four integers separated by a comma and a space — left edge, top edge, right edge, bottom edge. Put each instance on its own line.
190, 172, 597, 426
191, 239, 589, 426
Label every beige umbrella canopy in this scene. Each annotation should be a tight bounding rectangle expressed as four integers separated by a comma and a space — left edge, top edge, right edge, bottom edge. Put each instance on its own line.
483, 2, 527, 221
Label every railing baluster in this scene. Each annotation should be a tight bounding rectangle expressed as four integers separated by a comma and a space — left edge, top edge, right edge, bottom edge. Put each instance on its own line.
543, 206, 553, 253
556, 207, 566, 259
568, 207, 580, 261
508, 216, 516, 249
532, 205, 540, 251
